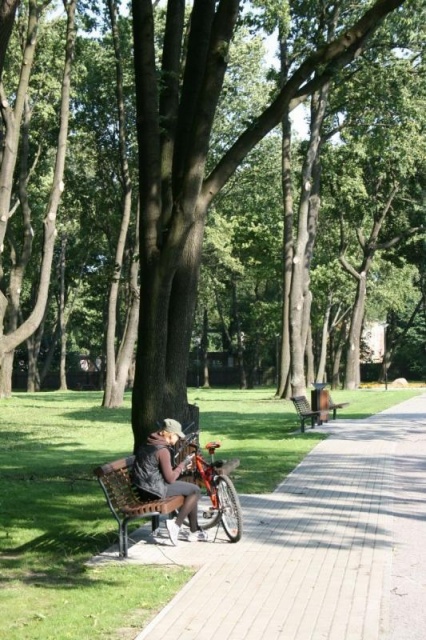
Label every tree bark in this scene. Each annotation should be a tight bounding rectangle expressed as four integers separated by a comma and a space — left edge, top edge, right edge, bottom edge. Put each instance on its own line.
0, 0, 19, 81
277, 32, 293, 400
331, 322, 346, 390
58, 233, 67, 390
305, 324, 315, 386
316, 296, 332, 383
201, 307, 210, 388
344, 274, 367, 389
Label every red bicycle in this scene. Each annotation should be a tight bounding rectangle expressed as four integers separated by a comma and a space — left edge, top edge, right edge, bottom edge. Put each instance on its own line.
176, 432, 243, 542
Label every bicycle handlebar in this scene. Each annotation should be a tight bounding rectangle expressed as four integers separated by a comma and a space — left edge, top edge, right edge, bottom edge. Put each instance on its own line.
174, 431, 199, 459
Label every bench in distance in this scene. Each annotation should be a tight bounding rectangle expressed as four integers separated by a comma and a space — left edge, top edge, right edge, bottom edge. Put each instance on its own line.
328, 395, 350, 420
290, 396, 323, 432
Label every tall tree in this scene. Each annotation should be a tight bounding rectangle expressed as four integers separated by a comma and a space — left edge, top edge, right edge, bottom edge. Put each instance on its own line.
130, 0, 406, 448
0, 0, 77, 396
102, 0, 139, 408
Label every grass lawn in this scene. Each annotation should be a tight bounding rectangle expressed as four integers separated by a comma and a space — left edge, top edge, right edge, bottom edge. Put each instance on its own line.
0, 386, 423, 639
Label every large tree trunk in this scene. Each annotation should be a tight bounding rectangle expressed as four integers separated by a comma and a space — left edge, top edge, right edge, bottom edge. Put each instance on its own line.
286, 0, 340, 397
344, 275, 367, 389
132, 213, 206, 450
305, 324, 315, 386
277, 32, 293, 399
316, 295, 332, 383
0, 2, 38, 253
27, 320, 44, 392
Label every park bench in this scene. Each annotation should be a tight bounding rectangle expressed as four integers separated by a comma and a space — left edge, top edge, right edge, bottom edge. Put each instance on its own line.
94, 455, 184, 558
290, 396, 323, 432
328, 395, 350, 419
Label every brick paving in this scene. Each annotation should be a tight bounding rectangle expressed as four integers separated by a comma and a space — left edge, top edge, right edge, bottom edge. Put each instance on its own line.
90, 393, 426, 640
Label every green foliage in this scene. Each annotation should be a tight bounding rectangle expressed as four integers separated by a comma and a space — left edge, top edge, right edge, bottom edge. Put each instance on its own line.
364, 259, 419, 321
244, 0, 290, 37
198, 135, 283, 368
209, 23, 275, 163
392, 317, 426, 379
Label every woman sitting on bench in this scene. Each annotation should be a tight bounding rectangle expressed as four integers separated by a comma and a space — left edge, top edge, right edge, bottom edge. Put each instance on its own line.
131, 418, 208, 545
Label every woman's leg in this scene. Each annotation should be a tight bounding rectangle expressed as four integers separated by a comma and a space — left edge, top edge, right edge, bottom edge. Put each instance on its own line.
166, 481, 201, 532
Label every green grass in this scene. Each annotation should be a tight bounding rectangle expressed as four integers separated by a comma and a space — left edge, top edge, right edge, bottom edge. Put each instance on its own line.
0, 386, 423, 639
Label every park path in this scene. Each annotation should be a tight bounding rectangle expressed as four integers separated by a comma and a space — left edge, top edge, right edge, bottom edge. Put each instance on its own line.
91, 393, 426, 640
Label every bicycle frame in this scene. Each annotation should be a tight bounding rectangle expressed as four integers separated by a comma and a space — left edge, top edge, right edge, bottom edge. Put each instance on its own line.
193, 445, 221, 509
176, 433, 221, 510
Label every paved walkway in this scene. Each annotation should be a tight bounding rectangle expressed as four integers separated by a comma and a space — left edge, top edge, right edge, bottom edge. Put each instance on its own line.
91, 393, 426, 640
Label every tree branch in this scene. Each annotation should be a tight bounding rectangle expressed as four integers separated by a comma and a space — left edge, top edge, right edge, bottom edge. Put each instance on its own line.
376, 225, 425, 250
159, 0, 185, 224
339, 254, 361, 281
202, 0, 406, 205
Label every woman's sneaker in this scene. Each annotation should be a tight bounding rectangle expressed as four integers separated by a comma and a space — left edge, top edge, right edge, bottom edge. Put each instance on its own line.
187, 529, 209, 542
166, 518, 180, 546
178, 527, 191, 541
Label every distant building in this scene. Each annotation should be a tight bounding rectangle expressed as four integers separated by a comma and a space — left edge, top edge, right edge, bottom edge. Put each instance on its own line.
362, 322, 385, 363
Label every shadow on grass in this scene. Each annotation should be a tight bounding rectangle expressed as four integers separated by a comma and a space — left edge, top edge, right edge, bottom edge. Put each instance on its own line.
0, 529, 122, 591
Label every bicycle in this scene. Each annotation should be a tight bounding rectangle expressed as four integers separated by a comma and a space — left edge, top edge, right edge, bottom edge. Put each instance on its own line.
175, 431, 243, 542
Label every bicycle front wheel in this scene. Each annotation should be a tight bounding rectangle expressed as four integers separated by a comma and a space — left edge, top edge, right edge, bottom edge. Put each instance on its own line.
217, 475, 243, 542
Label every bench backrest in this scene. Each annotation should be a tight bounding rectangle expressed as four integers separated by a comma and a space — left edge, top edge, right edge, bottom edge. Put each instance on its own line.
94, 456, 142, 514
291, 396, 312, 415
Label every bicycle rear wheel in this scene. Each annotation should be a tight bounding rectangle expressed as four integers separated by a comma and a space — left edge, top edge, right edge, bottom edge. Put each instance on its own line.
217, 475, 243, 542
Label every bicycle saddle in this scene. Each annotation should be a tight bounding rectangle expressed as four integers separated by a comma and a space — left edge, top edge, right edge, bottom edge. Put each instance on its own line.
205, 441, 221, 453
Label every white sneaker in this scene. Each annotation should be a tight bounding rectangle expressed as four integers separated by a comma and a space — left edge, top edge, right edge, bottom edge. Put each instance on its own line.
178, 527, 191, 541
166, 518, 180, 546
187, 529, 209, 542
